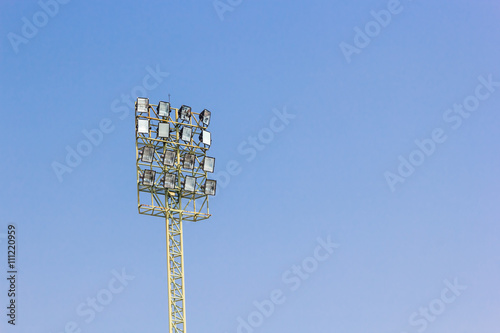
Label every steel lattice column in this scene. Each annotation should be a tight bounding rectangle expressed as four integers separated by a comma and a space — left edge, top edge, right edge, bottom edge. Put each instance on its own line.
135, 99, 216, 333
166, 211, 187, 333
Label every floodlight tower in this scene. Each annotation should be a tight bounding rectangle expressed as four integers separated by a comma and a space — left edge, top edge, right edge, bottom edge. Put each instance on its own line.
135, 98, 216, 333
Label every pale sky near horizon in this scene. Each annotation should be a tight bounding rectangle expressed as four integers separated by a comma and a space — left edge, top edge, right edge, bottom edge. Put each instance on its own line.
1, 1, 500, 332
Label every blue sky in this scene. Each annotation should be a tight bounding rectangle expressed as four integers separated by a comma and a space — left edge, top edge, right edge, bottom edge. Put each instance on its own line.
1, 0, 500, 332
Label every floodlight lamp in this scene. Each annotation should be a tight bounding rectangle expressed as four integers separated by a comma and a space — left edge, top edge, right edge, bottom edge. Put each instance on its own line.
163, 150, 176, 167
202, 156, 215, 173
163, 174, 176, 189
199, 109, 211, 127
142, 170, 156, 186
181, 127, 192, 142
199, 130, 211, 146
204, 179, 217, 196
137, 119, 149, 134
179, 105, 192, 122
158, 101, 170, 117
158, 122, 170, 138
183, 176, 196, 192
141, 146, 155, 163
183, 154, 195, 169
136, 97, 149, 113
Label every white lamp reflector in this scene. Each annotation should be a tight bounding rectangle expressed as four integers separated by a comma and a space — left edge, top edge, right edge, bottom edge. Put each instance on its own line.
202, 157, 215, 173
158, 101, 170, 117
184, 176, 196, 192
179, 105, 192, 121
158, 122, 170, 138
136, 97, 149, 113
199, 130, 211, 145
163, 151, 176, 167
141, 146, 154, 163
204, 179, 217, 196
183, 154, 195, 169
163, 174, 176, 189
142, 170, 155, 186
199, 109, 211, 126
137, 119, 149, 134
181, 127, 192, 142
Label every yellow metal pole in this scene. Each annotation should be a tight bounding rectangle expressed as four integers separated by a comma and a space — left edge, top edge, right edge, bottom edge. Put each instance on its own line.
136, 100, 214, 333
166, 213, 174, 333
179, 213, 187, 333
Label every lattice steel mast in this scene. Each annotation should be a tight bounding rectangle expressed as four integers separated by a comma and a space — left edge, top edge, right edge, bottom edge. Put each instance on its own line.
135, 98, 216, 333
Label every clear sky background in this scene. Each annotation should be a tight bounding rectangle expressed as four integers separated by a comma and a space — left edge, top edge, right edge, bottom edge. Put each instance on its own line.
1, 0, 500, 332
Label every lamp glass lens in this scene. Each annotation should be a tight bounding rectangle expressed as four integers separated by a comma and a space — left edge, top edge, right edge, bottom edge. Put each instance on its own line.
163, 151, 176, 166
158, 101, 170, 117
203, 157, 215, 173
141, 146, 154, 163
200, 130, 211, 145
184, 176, 196, 191
183, 154, 195, 169
137, 98, 149, 113
158, 122, 170, 138
180, 105, 191, 121
142, 170, 155, 186
164, 174, 176, 189
205, 179, 216, 195
200, 109, 211, 126
137, 119, 149, 134
181, 127, 192, 142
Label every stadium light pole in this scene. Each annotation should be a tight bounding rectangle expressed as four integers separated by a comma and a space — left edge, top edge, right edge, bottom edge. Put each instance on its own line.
135, 98, 216, 333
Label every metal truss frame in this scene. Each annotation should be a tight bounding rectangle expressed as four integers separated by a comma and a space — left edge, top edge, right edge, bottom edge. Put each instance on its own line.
135, 100, 214, 333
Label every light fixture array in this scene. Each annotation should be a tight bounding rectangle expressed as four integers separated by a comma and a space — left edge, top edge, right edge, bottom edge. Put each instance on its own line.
135, 98, 217, 222
134, 97, 217, 333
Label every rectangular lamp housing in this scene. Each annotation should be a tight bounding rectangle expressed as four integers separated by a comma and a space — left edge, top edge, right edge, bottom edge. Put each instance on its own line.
179, 105, 192, 122
199, 109, 211, 126
202, 157, 215, 173
164, 174, 176, 189
158, 101, 170, 117
137, 119, 149, 134
183, 154, 195, 169
184, 176, 196, 192
158, 122, 170, 138
141, 146, 155, 163
142, 170, 156, 186
163, 150, 176, 167
204, 179, 217, 196
181, 127, 192, 142
200, 130, 211, 145
136, 97, 149, 113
